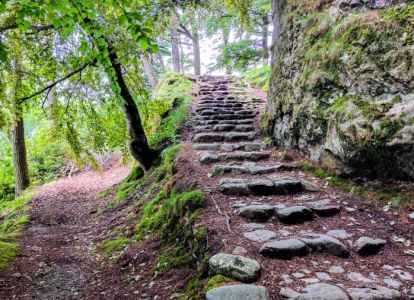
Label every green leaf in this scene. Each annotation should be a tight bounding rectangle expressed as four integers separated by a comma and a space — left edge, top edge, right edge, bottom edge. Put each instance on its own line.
137, 37, 149, 50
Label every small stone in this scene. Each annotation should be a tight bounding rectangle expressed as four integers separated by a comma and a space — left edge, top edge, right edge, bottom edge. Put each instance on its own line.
299, 233, 350, 258
243, 230, 278, 243
260, 239, 309, 259
327, 229, 352, 240
279, 287, 300, 298
292, 272, 306, 278
209, 253, 261, 283
206, 284, 269, 300
307, 200, 341, 217
392, 269, 413, 281
239, 205, 275, 222
241, 223, 266, 232
355, 237, 386, 256
328, 266, 345, 274
276, 206, 313, 224
409, 212, 414, 220
347, 285, 401, 300
383, 277, 402, 289
347, 272, 373, 283
301, 278, 320, 284
316, 272, 331, 281
232, 246, 248, 256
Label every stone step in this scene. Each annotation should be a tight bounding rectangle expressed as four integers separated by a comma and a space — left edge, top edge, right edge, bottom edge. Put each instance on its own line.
259, 233, 350, 260
195, 119, 255, 126
192, 132, 256, 143
219, 178, 304, 196
196, 109, 252, 116
206, 285, 269, 300
198, 101, 242, 106
196, 114, 256, 121
209, 162, 298, 177
195, 124, 255, 133
200, 151, 271, 164
193, 142, 266, 152
196, 103, 243, 109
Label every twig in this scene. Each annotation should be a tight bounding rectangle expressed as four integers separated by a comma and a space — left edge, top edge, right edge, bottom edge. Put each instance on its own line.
211, 195, 233, 233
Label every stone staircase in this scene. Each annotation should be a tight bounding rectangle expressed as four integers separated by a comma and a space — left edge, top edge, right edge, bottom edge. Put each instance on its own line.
190, 76, 414, 300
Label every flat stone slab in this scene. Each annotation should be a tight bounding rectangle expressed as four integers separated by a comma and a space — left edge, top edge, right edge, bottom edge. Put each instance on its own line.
243, 230, 278, 243
327, 229, 352, 240
259, 239, 309, 259
296, 283, 349, 300
355, 237, 386, 256
238, 204, 275, 222
219, 178, 304, 196
206, 285, 269, 300
307, 200, 341, 217
193, 132, 255, 143
194, 142, 266, 152
209, 253, 261, 283
201, 151, 271, 164
299, 233, 350, 258
209, 163, 281, 177
196, 119, 254, 126
348, 286, 401, 300
276, 206, 313, 224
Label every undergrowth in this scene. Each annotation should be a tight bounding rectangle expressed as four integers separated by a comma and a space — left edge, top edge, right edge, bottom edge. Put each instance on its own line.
0, 193, 32, 270
242, 65, 271, 91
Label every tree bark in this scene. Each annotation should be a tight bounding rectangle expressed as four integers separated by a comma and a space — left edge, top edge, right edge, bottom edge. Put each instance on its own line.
106, 40, 158, 170
170, 14, 181, 73
11, 53, 30, 196
192, 26, 201, 76
141, 53, 158, 88
272, 0, 285, 51
262, 14, 270, 64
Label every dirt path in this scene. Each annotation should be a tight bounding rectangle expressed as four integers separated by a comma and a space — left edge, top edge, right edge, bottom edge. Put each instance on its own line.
189, 76, 414, 299
0, 160, 133, 299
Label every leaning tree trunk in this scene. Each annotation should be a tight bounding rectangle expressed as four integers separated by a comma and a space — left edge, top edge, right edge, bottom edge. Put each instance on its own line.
106, 40, 158, 170
262, 14, 270, 64
170, 14, 181, 73
192, 26, 201, 76
11, 56, 30, 196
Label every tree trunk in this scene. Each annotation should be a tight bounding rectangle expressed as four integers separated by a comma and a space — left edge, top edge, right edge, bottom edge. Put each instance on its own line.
141, 53, 158, 88
192, 26, 201, 76
272, 0, 285, 51
222, 29, 232, 75
11, 53, 30, 196
170, 14, 181, 73
106, 40, 158, 170
262, 14, 270, 64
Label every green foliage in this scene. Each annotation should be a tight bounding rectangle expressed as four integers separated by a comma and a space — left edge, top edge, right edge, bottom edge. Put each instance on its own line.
243, 65, 271, 91
115, 167, 145, 202
0, 193, 31, 269
217, 40, 262, 72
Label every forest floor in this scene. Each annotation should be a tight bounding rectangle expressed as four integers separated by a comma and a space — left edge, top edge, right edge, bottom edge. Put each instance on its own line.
0, 76, 414, 300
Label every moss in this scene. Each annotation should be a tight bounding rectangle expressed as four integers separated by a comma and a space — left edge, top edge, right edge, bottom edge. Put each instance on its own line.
101, 236, 130, 256
115, 167, 145, 202
0, 193, 32, 270
204, 275, 233, 293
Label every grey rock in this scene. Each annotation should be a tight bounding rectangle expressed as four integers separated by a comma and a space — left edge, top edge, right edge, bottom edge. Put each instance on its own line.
348, 285, 401, 300
238, 205, 275, 221
232, 246, 248, 256
307, 200, 341, 217
200, 153, 219, 164
248, 179, 277, 195
209, 253, 261, 283
272, 179, 304, 194
392, 269, 413, 281
315, 272, 331, 281
206, 285, 269, 300
279, 287, 300, 298
259, 239, 309, 259
297, 283, 349, 300
299, 233, 350, 258
219, 179, 250, 195
383, 277, 402, 289
328, 266, 345, 274
193, 143, 220, 151
347, 272, 373, 283
327, 229, 352, 239
241, 223, 266, 231
243, 230, 278, 243
409, 212, 414, 220
355, 237, 386, 256
276, 206, 313, 224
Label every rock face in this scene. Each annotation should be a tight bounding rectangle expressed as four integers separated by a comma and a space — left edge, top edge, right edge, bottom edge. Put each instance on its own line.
209, 253, 261, 283
267, 1, 414, 179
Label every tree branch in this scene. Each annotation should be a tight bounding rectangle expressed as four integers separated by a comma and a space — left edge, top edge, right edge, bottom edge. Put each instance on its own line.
17, 61, 93, 104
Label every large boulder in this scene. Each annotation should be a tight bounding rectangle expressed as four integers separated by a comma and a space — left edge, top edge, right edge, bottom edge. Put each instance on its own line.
267, 1, 414, 179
